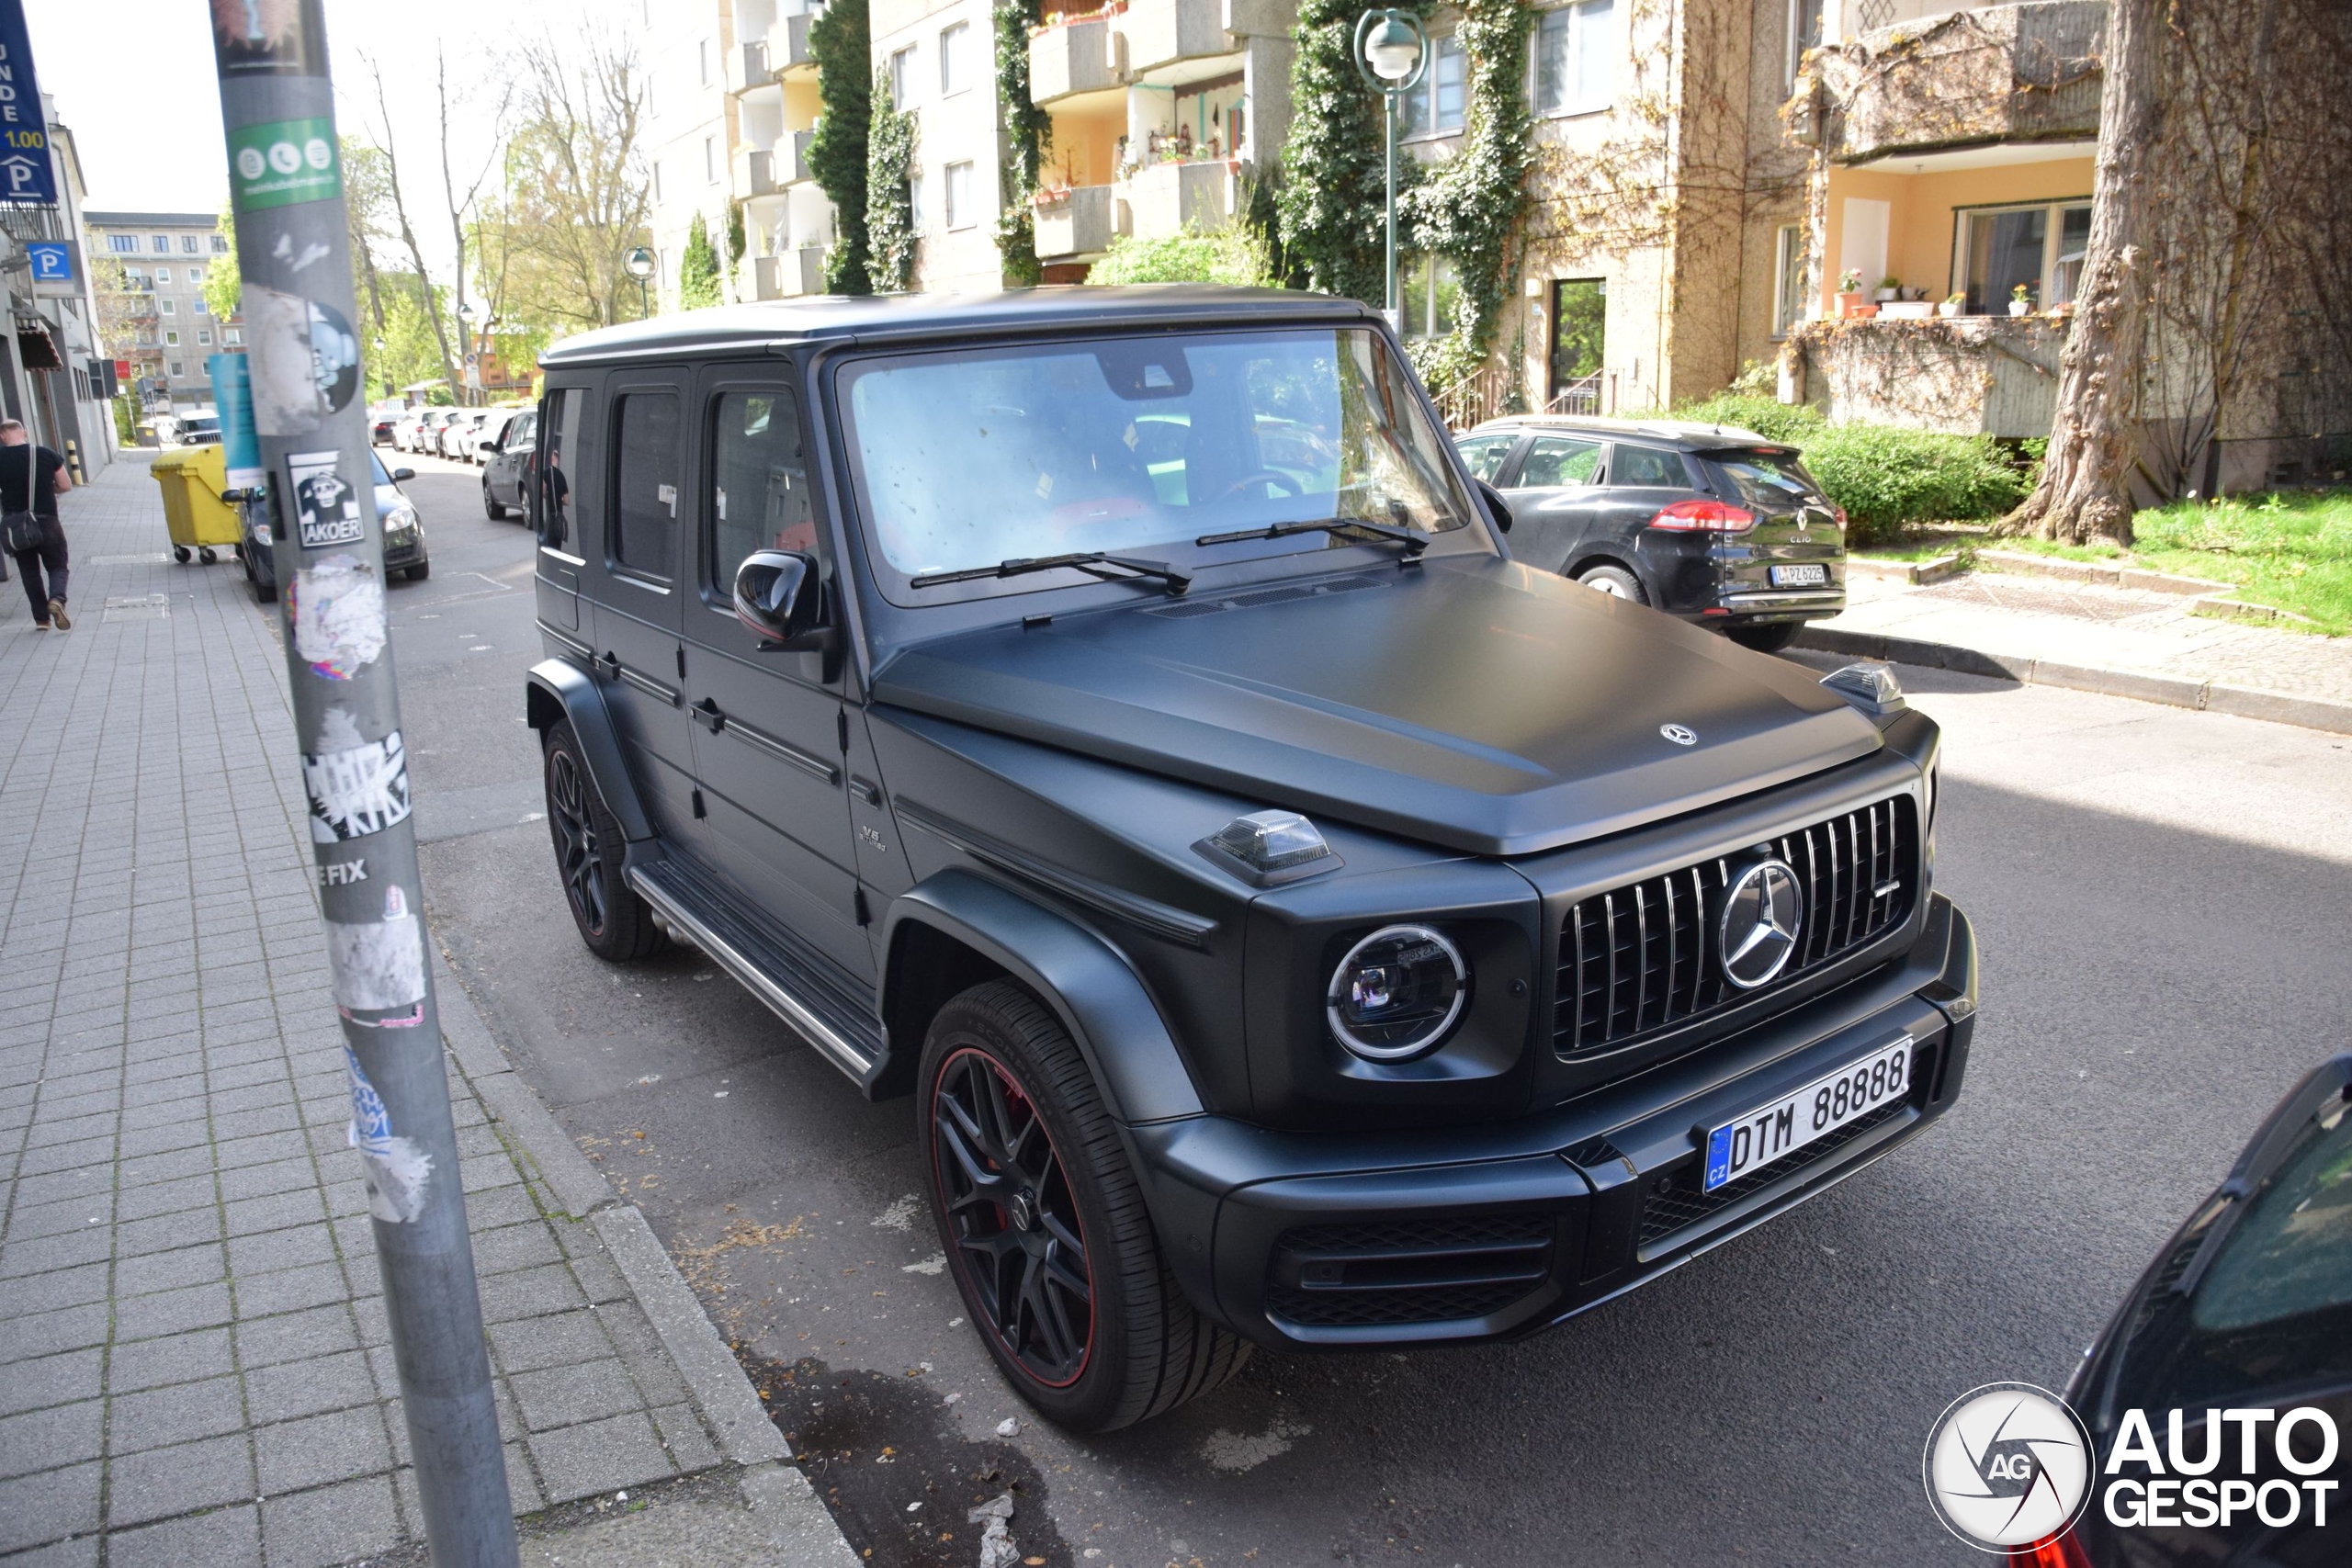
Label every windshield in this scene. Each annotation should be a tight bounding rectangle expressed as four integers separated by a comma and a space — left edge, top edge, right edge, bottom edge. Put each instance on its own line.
838, 328, 1477, 601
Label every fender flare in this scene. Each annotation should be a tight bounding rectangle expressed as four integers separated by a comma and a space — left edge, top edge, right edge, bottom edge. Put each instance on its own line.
882, 869, 1204, 1127
524, 659, 654, 842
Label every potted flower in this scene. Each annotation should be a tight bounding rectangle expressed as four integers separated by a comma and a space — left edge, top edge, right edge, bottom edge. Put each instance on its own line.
1837, 268, 1865, 318
2009, 281, 2034, 318
1874, 275, 1900, 303
1939, 290, 1966, 319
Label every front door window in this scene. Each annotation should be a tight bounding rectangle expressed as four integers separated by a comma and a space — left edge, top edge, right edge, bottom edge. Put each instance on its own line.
708, 389, 816, 597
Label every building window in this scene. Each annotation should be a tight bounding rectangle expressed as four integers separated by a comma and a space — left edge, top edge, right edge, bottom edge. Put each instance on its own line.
889, 45, 916, 107
211, 234, 229, 253
1955, 199, 2092, 313
198, 329, 213, 345
159, 299, 175, 315
1396, 252, 1461, 337
225, 328, 243, 345
653, 161, 663, 201
939, 22, 970, 96
107, 233, 137, 254
165, 330, 181, 345
167, 360, 183, 376
698, 37, 710, 85
704, 136, 717, 183
153, 235, 170, 252
908, 171, 928, 234
944, 160, 975, 229
1771, 223, 1804, 338
1787, 0, 1824, 90
1533, 0, 1614, 118
193, 295, 209, 316
182, 235, 201, 254
1407, 36, 1466, 138
155, 267, 172, 285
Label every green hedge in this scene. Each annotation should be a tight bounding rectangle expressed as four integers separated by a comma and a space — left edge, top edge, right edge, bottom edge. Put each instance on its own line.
1667, 395, 2030, 546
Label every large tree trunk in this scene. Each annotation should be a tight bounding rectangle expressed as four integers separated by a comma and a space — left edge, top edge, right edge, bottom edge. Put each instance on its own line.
1996, 0, 2162, 545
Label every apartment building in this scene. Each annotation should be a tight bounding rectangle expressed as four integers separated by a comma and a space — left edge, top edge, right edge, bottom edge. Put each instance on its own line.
6, 103, 116, 477
85, 210, 238, 412
643, 5, 742, 313
872, 0, 1012, 292
1026, 0, 1297, 276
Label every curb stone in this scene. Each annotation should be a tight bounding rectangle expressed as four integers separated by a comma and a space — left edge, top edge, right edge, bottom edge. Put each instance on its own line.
1793, 626, 2352, 735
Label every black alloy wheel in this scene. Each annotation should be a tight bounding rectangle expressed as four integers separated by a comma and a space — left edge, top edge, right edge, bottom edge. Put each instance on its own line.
933, 1045, 1094, 1387
920, 981, 1250, 1430
541, 720, 662, 960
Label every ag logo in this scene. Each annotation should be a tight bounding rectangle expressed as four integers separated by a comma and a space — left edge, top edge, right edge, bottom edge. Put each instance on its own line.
1924, 1382, 2094, 1551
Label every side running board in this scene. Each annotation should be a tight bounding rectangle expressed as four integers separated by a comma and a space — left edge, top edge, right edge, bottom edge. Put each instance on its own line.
626, 861, 883, 1088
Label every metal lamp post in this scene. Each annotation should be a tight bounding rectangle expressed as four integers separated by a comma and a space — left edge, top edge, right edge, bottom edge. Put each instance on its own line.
1353, 8, 1429, 333
625, 246, 655, 319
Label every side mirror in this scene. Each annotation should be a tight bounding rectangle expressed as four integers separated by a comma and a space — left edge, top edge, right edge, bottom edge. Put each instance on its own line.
1476, 479, 1513, 534
392, 467, 415, 481
481, 438, 501, 453
733, 549, 831, 651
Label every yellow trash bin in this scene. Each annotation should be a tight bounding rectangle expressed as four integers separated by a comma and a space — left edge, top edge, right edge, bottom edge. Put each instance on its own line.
148, 444, 245, 563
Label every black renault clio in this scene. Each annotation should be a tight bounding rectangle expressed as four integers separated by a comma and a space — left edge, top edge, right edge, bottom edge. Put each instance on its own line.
522, 287, 1975, 1431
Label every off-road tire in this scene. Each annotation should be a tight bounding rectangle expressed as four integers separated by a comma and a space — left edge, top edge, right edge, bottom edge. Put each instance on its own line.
1576, 563, 1647, 603
542, 720, 663, 962
1727, 621, 1800, 653
921, 980, 1250, 1431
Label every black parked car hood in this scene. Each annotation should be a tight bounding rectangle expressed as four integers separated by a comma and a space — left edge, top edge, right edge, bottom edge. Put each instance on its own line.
870, 557, 1882, 856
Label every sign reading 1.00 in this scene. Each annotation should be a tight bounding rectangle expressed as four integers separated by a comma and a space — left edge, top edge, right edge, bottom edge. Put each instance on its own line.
229, 117, 343, 211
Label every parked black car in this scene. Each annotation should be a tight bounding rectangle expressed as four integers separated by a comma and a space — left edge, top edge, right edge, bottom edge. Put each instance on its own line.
2018, 1054, 2352, 1567
481, 406, 537, 521
1456, 415, 1848, 652
522, 288, 1974, 1432
234, 449, 428, 602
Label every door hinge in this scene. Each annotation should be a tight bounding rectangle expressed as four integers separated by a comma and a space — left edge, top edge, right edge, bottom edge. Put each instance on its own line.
675, 646, 687, 679
691, 788, 707, 819
854, 887, 873, 926
836, 710, 850, 753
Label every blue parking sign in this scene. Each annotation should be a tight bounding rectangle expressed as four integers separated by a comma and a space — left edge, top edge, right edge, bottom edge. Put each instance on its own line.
26, 241, 70, 282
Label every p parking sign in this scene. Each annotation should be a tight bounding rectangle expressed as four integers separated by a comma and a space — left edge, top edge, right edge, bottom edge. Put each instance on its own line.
228, 117, 341, 210
26, 240, 77, 297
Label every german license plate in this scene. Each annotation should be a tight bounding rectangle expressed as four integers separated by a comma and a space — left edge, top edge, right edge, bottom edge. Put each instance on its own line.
1770, 563, 1828, 587
1702, 1037, 1916, 1192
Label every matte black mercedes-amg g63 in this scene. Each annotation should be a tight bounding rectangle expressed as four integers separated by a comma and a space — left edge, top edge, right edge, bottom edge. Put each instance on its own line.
522, 288, 1977, 1432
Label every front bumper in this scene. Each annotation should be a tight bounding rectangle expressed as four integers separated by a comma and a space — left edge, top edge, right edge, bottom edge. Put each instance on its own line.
384, 533, 427, 570
1130, 894, 1976, 1349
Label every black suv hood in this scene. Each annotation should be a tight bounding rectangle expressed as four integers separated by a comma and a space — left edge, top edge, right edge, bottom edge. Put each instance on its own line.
869, 558, 1881, 856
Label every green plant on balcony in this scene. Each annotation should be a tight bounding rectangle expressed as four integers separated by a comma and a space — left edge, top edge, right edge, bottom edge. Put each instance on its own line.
866, 69, 919, 291
809, 0, 874, 293
995, 0, 1052, 286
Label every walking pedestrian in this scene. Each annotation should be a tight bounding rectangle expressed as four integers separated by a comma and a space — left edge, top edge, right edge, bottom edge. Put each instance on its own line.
1, 419, 74, 630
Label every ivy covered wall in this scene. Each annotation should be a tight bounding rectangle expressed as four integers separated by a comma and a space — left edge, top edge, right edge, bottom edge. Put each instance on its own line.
866, 71, 918, 292
994, 0, 1050, 286
1276, 0, 1429, 306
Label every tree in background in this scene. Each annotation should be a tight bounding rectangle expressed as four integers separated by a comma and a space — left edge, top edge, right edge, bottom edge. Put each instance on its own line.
866, 70, 918, 292
201, 202, 242, 321
725, 199, 747, 300
500, 30, 655, 330
1087, 227, 1272, 286
993, 0, 1048, 286
679, 213, 723, 309
807, 0, 874, 294
1278, 0, 1424, 304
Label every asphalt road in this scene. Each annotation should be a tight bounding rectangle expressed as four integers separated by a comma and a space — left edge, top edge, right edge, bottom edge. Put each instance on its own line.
376, 451, 2352, 1567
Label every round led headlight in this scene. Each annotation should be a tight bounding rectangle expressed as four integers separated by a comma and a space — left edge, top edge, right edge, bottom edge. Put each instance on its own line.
1326, 923, 1468, 1061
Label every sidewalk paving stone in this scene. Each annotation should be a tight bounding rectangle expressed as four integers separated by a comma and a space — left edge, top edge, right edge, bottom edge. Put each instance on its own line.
0, 458, 756, 1563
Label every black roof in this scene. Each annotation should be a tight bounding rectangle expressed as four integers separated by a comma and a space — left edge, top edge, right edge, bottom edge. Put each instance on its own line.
537, 285, 1375, 367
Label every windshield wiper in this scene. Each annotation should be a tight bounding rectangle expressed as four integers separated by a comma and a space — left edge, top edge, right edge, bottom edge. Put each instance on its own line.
908, 551, 1192, 595
1193, 517, 1428, 554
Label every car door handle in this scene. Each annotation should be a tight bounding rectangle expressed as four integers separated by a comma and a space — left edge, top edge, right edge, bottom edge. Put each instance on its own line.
690, 698, 725, 734
849, 775, 882, 807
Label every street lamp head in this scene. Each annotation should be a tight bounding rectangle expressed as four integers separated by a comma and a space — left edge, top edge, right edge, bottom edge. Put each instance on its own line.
624, 246, 656, 280
1359, 9, 1427, 85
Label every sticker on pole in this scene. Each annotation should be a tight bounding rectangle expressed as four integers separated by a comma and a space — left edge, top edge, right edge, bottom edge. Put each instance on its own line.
227, 117, 342, 210
345, 1048, 433, 1224
304, 715, 412, 842
288, 554, 386, 679
329, 886, 426, 1021
250, 287, 360, 435
285, 451, 364, 549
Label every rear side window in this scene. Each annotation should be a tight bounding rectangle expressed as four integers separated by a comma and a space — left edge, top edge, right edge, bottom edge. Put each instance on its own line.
537, 389, 581, 548
1707, 450, 1825, 511
1455, 433, 1516, 483
611, 391, 681, 578
1609, 445, 1690, 489
1517, 435, 1603, 488
708, 389, 816, 596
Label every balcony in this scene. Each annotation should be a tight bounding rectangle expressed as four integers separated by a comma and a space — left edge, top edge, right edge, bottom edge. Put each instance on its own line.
770, 12, 817, 78
725, 39, 774, 96
786, 128, 817, 186
1036, 185, 1116, 260
732, 146, 780, 198
1121, 0, 1231, 76
1792, 314, 2066, 438
1031, 17, 1123, 104
1794, 1, 2105, 164
748, 247, 831, 299
1116, 159, 1233, 240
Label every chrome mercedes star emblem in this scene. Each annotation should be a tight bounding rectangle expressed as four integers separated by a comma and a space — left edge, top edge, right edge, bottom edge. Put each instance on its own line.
1719, 860, 1804, 988
1660, 723, 1697, 746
